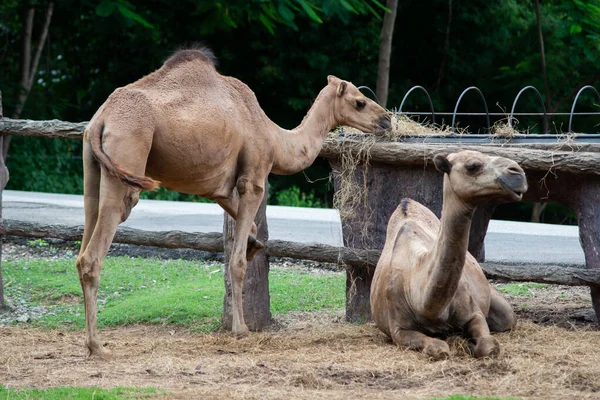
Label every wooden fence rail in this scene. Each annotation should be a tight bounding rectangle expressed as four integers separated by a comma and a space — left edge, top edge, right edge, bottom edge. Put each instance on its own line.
2, 118, 600, 174
1, 218, 599, 287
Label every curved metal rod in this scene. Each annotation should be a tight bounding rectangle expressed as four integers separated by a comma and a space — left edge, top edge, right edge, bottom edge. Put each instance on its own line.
568, 85, 600, 132
451, 86, 490, 133
357, 86, 380, 105
397, 85, 436, 124
509, 86, 548, 134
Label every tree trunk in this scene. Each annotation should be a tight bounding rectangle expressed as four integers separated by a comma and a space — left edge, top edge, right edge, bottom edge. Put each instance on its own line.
375, 0, 398, 108
531, 202, 547, 223
0, 92, 7, 310
4, 1, 54, 159
534, 0, 550, 133
222, 181, 272, 331
434, 0, 453, 91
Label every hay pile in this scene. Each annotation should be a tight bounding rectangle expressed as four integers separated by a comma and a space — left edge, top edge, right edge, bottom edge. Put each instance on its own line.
1, 307, 599, 399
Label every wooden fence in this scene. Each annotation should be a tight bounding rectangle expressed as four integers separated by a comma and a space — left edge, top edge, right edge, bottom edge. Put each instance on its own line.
1, 109, 600, 323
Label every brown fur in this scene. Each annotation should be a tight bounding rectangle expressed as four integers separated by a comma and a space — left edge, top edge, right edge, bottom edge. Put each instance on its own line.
77, 47, 390, 360
370, 150, 527, 359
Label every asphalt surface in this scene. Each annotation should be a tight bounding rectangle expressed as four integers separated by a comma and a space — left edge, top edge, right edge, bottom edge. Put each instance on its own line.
2, 190, 585, 267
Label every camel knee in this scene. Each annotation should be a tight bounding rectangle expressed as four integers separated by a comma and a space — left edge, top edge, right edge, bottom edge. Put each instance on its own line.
76, 254, 101, 286
121, 189, 139, 222
236, 176, 264, 197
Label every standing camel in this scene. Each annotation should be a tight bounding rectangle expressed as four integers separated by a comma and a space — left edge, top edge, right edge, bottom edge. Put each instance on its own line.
78, 47, 391, 359
370, 150, 527, 359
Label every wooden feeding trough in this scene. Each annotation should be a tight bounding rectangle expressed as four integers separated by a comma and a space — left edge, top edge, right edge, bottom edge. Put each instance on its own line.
321, 129, 600, 322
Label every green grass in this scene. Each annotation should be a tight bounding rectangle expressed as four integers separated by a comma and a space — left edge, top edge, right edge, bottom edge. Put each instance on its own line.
431, 396, 520, 400
2, 257, 344, 332
0, 385, 160, 399
497, 282, 547, 297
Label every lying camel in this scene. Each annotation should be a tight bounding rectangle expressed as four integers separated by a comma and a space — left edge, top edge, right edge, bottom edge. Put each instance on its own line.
370, 150, 527, 359
77, 47, 390, 359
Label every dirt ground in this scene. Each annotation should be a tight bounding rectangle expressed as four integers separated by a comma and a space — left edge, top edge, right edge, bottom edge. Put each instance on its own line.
1, 240, 599, 399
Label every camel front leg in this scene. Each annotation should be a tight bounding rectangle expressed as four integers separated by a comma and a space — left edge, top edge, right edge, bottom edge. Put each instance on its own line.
217, 192, 264, 261
465, 312, 500, 358
228, 180, 265, 336
390, 327, 450, 360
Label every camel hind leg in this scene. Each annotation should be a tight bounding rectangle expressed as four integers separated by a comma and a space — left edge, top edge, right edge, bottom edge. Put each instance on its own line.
76, 125, 151, 359
76, 177, 137, 359
486, 285, 517, 332
79, 140, 101, 256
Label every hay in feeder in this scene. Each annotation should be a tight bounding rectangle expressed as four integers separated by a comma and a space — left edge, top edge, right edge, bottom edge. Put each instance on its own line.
329, 114, 454, 243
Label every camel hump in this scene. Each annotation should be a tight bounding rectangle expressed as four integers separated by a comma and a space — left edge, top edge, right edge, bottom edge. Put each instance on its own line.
388, 198, 440, 238
163, 46, 217, 69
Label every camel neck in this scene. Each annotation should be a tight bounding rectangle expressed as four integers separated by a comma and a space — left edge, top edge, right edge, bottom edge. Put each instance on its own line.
422, 176, 475, 319
270, 87, 336, 175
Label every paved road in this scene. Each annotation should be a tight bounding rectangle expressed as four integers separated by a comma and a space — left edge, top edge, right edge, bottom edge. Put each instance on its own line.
2, 190, 585, 267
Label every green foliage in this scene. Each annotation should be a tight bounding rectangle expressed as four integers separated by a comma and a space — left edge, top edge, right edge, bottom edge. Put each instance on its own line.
194, 0, 385, 35
95, 0, 154, 28
2, 256, 344, 332
273, 185, 324, 207
0, 385, 160, 400
139, 187, 215, 203
1, 0, 598, 223
497, 282, 547, 297
6, 137, 83, 195
27, 239, 48, 248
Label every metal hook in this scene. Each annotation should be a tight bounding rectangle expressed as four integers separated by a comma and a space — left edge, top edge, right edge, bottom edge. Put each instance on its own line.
568, 85, 600, 133
451, 87, 490, 133
509, 86, 548, 134
398, 86, 436, 124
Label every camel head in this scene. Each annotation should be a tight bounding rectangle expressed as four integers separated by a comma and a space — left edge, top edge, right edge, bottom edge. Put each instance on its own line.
327, 75, 391, 134
433, 150, 528, 205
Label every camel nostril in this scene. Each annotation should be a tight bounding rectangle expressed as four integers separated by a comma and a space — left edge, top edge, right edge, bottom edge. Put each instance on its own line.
377, 116, 391, 130
507, 167, 522, 175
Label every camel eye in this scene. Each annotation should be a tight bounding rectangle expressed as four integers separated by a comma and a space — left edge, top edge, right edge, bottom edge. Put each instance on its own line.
356, 100, 366, 110
465, 163, 483, 173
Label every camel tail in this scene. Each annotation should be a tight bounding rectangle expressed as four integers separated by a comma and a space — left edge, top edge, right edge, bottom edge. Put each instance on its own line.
87, 121, 160, 191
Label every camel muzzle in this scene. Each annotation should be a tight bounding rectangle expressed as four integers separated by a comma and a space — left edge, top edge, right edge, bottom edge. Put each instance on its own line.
497, 173, 528, 201
374, 115, 392, 133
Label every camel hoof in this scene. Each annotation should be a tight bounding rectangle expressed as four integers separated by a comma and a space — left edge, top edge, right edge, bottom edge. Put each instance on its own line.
471, 336, 500, 358
246, 235, 265, 261
86, 343, 113, 361
232, 324, 250, 338
423, 340, 450, 360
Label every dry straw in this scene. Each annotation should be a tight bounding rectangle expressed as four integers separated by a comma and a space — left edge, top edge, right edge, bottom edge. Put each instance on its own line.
329, 113, 454, 244
1, 300, 599, 400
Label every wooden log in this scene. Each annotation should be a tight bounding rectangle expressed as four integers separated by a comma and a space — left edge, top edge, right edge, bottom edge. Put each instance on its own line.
0, 118, 86, 140
321, 138, 600, 175
0, 92, 5, 309
0, 219, 224, 252
266, 240, 381, 267
222, 180, 272, 331
481, 263, 600, 286
1, 219, 599, 287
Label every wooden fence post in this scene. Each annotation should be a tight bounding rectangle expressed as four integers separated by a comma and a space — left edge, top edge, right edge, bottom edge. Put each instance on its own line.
222, 180, 272, 331
0, 91, 7, 310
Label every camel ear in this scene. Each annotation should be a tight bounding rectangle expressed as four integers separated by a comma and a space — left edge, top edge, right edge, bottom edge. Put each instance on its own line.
337, 81, 347, 97
327, 75, 339, 84
434, 154, 451, 174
